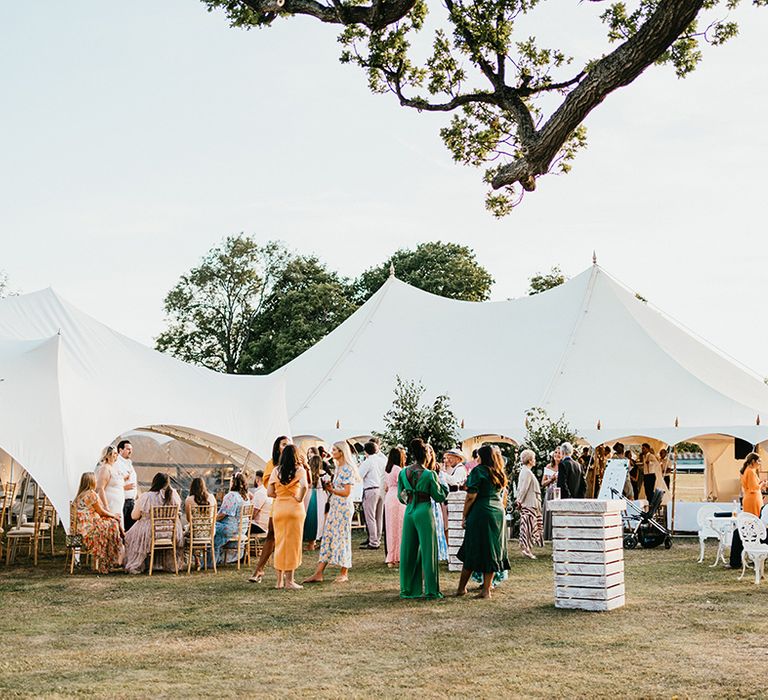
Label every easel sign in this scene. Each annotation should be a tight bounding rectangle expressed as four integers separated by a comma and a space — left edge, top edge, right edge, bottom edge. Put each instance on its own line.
597, 459, 629, 501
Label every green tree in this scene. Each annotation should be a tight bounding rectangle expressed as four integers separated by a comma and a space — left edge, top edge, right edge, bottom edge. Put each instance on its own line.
377, 376, 460, 457
241, 255, 357, 373
156, 236, 289, 373
354, 241, 493, 303
202, 0, 759, 215
528, 266, 567, 295
517, 407, 579, 482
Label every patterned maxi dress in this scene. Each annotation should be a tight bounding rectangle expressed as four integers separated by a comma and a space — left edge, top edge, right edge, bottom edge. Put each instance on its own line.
123, 490, 184, 574
75, 490, 122, 574
318, 462, 355, 568
431, 471, 449, 561
384, 465, 406, 564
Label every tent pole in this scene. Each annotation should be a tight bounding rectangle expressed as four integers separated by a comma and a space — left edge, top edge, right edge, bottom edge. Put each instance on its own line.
671, 446, 678, 536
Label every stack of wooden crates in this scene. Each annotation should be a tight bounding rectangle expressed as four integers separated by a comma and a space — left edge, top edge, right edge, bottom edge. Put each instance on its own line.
446, 491, 467, 572
548, 499, 626, 611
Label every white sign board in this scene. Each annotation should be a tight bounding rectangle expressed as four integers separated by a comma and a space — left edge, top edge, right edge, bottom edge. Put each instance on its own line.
597, 459, 629, 501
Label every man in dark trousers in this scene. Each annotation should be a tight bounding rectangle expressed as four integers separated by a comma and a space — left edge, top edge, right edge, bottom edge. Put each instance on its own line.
557, 442, 587, 499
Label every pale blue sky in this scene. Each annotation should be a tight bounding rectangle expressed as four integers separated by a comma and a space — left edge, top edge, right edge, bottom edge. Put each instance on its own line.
1, 2, 766, 374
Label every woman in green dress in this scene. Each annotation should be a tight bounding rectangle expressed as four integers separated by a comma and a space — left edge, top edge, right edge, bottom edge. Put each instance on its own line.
456, 444, 510, 599
397, 438, 448, 599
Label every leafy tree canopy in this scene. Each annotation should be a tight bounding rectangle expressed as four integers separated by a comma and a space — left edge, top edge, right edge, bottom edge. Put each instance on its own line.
376, 376, 460, 457
202, 0, 764, 215
528, 265, 567, 295
156, 235, 289, 373
241, 255, 357, 373
354, 241, 493, 303
517, 407, 579, 480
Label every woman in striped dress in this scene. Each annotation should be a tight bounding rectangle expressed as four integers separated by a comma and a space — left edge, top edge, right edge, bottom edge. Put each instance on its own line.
516, 449, 543, 559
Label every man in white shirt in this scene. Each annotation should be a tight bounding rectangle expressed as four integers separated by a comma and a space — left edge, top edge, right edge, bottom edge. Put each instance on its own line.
358, 441, 387, 549
442, 449, 468, 490
248, 470, 272, 534
115, 439, 138, 530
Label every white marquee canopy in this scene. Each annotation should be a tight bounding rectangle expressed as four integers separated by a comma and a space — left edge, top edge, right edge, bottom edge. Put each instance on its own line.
0, 289, 290, 522
280, 264, 768, 451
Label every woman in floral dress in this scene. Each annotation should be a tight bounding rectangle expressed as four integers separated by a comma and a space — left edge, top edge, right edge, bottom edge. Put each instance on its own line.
74, 472, 123, 574
303, 441, 360, 584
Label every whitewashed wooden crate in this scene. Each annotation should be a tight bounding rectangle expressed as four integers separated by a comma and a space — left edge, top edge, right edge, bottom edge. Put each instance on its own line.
548, 499, 626, 612
447, 491, 467, 572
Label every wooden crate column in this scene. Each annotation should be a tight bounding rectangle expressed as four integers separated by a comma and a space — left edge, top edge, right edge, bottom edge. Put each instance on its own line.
447, 491, 466, 572
548, 499, 626, 612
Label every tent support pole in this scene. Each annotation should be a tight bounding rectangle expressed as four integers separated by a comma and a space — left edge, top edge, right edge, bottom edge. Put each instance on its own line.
671, 446, 678, 536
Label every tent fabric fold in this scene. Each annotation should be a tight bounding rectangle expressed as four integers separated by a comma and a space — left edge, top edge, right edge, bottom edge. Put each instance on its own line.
0, 289, 290, 526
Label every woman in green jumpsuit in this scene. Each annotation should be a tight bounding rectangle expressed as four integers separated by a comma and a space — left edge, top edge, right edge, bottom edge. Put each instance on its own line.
456, 444, 510, 599
397, 438, 448, 599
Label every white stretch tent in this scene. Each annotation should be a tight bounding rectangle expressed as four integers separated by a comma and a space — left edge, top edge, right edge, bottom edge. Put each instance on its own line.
279, 264, 768, 499
0, 289, 290, 526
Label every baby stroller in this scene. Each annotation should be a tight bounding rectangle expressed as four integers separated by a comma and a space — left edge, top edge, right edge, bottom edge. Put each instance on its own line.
611, 487, 672, 549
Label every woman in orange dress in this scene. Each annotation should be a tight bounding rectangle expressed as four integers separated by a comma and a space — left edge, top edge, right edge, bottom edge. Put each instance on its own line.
268, 444, 308, 590
740, 452, 766, 517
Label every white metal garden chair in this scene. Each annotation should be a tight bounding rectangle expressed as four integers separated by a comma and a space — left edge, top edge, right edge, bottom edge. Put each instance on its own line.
696, 504, 723, 564
736, 512, 768, 585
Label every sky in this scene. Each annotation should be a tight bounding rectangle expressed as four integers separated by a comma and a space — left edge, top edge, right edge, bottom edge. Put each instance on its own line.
1, 2, 767, 376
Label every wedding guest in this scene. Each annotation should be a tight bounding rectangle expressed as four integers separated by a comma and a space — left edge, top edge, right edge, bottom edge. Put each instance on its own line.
250, 435, 291, 583
660, 448, 672, 488
74, 472, 123, 574
248, 471, 271, 535
302, 450, 320, 550
124, 472, 183, 574
184, 477, 216, 523
398, 438, 448, 599
456, 444, 509, 599
465, 449, 480, 473
557, 442, 586, 499
428, 445, 449, 562
641, 443, 663, 502
611, 442, 633, 499
730, 452, 766, 568
516, 449, 543, 559
115, 440, 138, 531
269, 444, 308, 590
627, 449, 641, 499
95, 445, 124, 527
214, 472, 250, 565
441, 448, 467, 541
541, 447, 562, 541
303, 441, 360, 584
383, 446, 406, 568
359, 441, 387, 550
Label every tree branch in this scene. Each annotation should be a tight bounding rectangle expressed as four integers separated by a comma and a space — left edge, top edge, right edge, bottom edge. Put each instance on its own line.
240, 0, 417, 28
492, 0, 706, 192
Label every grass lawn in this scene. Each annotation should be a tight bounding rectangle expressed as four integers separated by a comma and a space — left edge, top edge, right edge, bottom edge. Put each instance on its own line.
0, 531, 765, 699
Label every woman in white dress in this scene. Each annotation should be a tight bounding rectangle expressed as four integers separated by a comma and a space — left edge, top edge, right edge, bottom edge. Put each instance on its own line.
95, 445, 125, 528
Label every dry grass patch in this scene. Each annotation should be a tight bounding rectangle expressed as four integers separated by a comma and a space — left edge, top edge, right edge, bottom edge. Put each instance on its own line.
0, 533, 766, 699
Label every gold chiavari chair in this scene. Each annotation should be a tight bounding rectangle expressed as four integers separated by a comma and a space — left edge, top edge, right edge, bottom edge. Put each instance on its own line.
5, 494, 56, 565
149, 505, 180, 576
186, 504, 216, 575
64, 501, 98, 574
0, 481, 17, 560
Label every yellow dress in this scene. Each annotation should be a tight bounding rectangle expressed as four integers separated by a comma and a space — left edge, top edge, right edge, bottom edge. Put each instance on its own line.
272, 473, 307, 571
741, 469, 763, 517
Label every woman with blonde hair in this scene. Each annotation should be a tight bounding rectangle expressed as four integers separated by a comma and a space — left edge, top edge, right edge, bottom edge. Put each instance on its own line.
456, 444, 510, 599
516, 449, 543, 559
304, 441, 359, 584
95, 445, 125, 527
74, 471, 123, 574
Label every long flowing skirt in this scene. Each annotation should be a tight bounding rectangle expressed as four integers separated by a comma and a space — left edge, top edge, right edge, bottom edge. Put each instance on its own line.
431, 500, 448, 561
542, 485, 557, 541
519, 505, 543, 554
384, 490, 406, 564
303, 489, 318, 542
318, 495, 352, 568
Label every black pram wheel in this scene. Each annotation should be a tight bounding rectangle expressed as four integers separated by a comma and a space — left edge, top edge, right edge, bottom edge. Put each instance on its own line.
664, 535, 672, 549
624, 533, 638, 549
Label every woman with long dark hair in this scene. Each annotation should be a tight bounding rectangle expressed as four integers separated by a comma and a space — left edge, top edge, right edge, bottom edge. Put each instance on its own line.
269, 444, 308, 590
456, 444, 510, 599
215, 472, 249, 564
303, 448, 322, 550
249, 435, 291, 583
124, 472, 183, 574
184, 477, 216, 523
383, 446, 406, 568
397, 438, 448, 599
